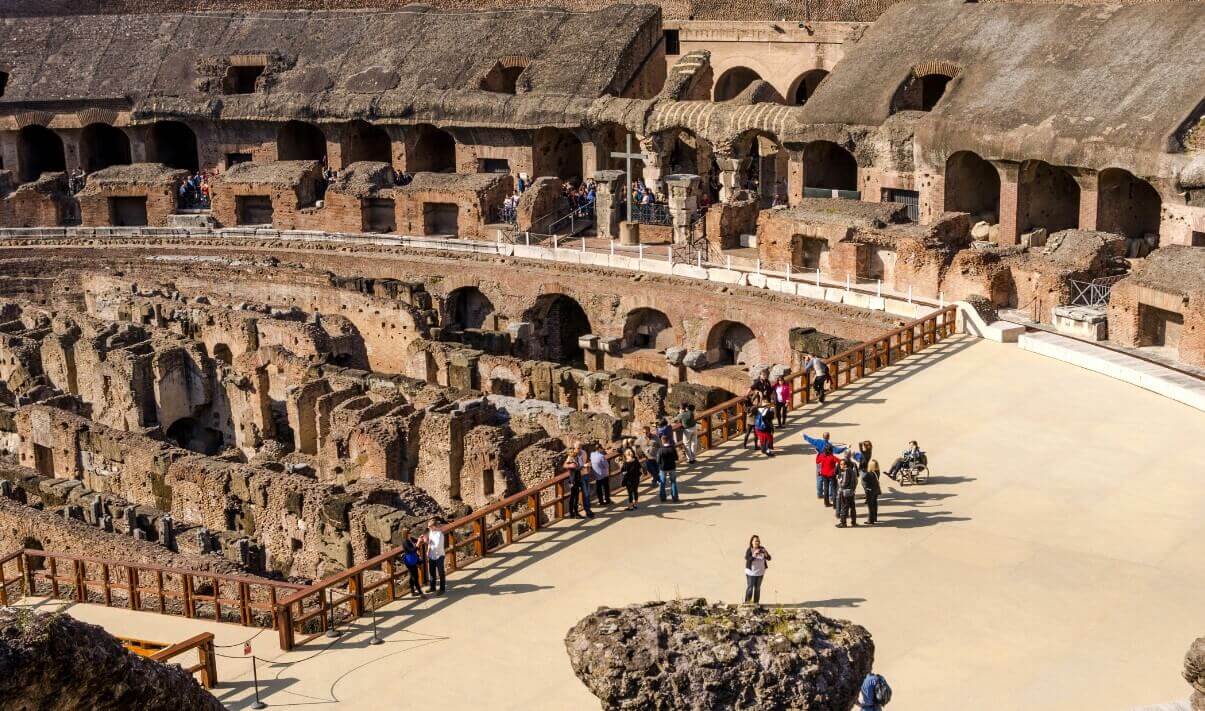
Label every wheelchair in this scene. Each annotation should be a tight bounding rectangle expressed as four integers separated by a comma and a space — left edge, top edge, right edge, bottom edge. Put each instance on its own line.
898, 454, 929, 486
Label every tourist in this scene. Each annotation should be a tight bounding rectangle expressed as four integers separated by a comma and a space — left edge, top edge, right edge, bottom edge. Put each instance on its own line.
423, 517, 447, 594
743, 534, 771, 605
753, 399, 775, 456
862, 460, 882, 525
804, 354, 830, 404
816, 444, 840, 507
856, 440, 874, 472
656, 435, 679, 502
772, 376, 791, 427
857, 672, 893, 709
751, 371, 773, 402
804, 432, 847, 500
619, 447, 642, 510
742, 388, 759, 449
401, 529, 425, 597
638, 425, 661, 486
590, 442, 612, 506
656, 417, 674, 444
566, 442, 593, 518
836, 453, 859, 527
676, 403, 699, 464
887, 440, 924, 481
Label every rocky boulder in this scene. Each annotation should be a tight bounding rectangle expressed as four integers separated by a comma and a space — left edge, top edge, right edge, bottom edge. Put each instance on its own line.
1187, 636, 1205, 711
565, 598, 874, 710
0, 608, 223, 711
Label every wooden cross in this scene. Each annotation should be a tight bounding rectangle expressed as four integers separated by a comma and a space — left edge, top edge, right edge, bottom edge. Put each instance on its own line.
609, 133, 646, 222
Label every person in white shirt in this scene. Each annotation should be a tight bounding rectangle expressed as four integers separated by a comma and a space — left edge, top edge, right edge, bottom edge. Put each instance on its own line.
423, 518, 447, 595
589, 443, 612, 506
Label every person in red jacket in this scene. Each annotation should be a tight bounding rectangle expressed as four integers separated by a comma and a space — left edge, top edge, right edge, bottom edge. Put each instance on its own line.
816, 444, 840, 508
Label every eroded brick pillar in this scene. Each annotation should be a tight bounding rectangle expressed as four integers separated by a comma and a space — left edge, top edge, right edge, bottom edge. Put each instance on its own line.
994, 160, 1022, 246
1073, 170, 1099, 231
665, 173, 701, 245
716, 154, 746, 203
787, 150, 804, 206
639, 135, 665, 200
592, 169, 625, 240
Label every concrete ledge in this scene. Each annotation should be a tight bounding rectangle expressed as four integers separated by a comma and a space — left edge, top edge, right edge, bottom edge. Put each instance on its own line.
1018, 331, 1205, 412
955, 301, 1025, 343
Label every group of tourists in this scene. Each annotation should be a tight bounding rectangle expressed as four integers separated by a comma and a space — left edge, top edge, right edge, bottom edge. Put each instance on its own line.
557, 401, 705, 516
741, 354, 831, 457
806, 433, 926, 528
176, 171, 213, 209
564, 178, 596, 216
630, 179, 657, 206
398, 517, 448, 598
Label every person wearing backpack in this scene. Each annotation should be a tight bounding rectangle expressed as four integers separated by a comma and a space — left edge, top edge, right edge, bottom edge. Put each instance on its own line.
862, 459, 882, 525
401, 530, 425, 598
858, 672, 892, 709
753, 401, 775, 456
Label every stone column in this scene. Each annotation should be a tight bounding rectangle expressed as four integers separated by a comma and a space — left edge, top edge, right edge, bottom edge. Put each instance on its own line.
577, 335, 606, 371
60, 129, 83, 174
665, 173, 701, 245
1072, 169, 1099, 231
716, 154, 746, 203
639, 135, 666, 199
993, 160, 1022, 246
592, 169, 625, 240
787, 150, 804, 207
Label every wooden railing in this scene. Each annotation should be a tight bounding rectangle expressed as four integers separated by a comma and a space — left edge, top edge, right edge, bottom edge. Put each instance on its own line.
0, 548, 304, 628
272, 305, 958, 650
149, 632, 219, 689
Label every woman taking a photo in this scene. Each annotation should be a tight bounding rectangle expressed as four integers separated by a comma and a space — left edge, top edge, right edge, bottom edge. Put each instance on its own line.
744, 535, 772, 605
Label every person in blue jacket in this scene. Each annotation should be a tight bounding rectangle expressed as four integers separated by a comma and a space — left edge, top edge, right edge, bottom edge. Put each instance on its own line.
803, 432, 847, 500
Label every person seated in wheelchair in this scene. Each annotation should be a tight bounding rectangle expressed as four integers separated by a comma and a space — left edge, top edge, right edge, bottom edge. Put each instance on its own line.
887, 441, 925, 480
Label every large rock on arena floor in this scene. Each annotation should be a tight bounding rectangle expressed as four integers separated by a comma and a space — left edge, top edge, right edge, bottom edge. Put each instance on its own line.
565, 598, 875, 710
0, 608, 223, 711
1187, 636, 1205, 711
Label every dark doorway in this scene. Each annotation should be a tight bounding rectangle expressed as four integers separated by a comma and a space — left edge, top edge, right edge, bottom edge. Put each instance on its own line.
212, 343, 234, 365
945, 151, 1000, 221
17, 126, 66, 183
109, 197, 148, 226
623, 308, 674, 350
446, 287, 496, 330
1019, 160, 1080, 234
33, 443, 54, 476
149, 121, 199, 172
708, 321, 757, 366
802, 141, 858, 194
223, 65, 264, 95
81, 123, 132, 172
423, 203, 459, 235
714, 67, 762, 102
165, 417, 225, 455
236, 195, 274, 225
344, 121, 393, 165
1097, 168, 1162, 240
534, 128, 583, 182
278, 121, 327, 162
362, 198, 396, 233
791, 69, 828, 106
409, 124, 456, 173
527, 294, 593, 365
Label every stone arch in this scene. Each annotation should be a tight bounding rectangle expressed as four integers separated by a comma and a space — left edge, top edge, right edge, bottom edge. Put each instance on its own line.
148, 121, 199, 172
802, 140, 858, 193
17, 125, 66, 183
444, 286, 496, 330
408, 124, 456, 173
789, 69, 829, 106
524, 293, 593, 365
734, 130, 785, 202
714, 66, 763, 102
165, 416, 225, 455
944, 151, 1000, 221
480, 57, 529, 94
534, 127, 584, 182
277, 121, 328, 162
80, 123, 132, 172
1018, 160, 1080, 234
1097, 168, 1162, 240
344, 120, 393, 166
706, 320, 758, 366
212, 343, 233, 366
623, 308, 675, 350
891, 67, 958, 113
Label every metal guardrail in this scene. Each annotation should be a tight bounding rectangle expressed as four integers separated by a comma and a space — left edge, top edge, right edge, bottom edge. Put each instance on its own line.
630, 202, 672, 225
1068, 275, 1126, 307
